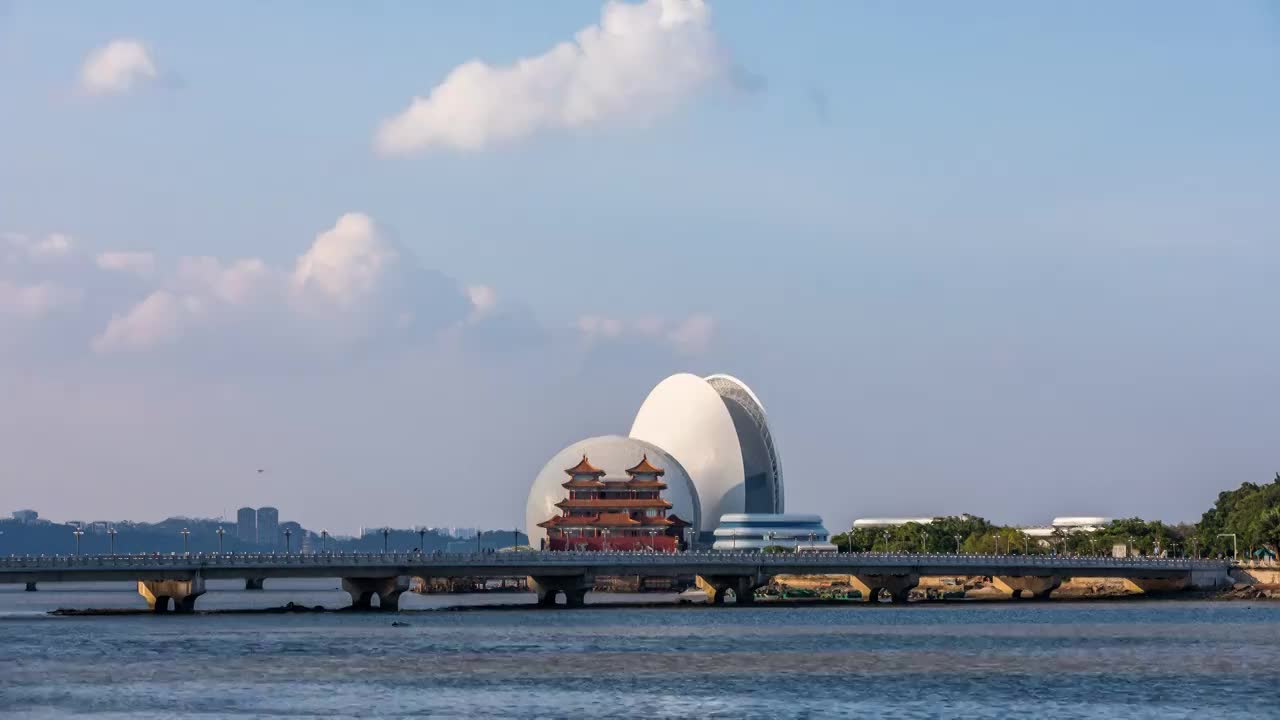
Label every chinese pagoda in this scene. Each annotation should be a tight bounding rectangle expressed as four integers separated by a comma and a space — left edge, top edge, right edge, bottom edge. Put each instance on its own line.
538, 454, 690, 551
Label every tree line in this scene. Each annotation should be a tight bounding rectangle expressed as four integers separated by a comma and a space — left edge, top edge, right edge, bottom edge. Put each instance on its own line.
831, 473, 1280, 558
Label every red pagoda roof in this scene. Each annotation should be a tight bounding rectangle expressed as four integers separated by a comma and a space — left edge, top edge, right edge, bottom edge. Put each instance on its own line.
593, 512, 641, 527
555, 498, 672, 510
564, 455, 605, 477
625, 454, 665, 477
666, 513, 691, 528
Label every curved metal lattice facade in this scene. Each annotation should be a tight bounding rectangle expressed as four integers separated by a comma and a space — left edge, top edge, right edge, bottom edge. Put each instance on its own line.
704, 374, 784, 514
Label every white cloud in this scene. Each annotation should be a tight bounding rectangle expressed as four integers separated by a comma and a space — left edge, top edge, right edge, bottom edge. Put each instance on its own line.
375, 0, 722, 154
0, 281, 82, 318
79, 39, 158, 96
577, 314, 625, 338
5, 232, 75, 262
176, 256, 270, 305
466, 284, 498, 315
289, 213, 398, 309
666, 312, 715, 354
577, 311, 715, 354
96, 251, 156, 276
92, 291, 203, 353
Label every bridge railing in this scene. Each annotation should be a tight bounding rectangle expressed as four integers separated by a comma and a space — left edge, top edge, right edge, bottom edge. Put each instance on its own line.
0, 550, 1228, 572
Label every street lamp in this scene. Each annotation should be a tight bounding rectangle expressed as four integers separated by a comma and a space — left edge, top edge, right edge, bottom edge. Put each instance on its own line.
216, 526, 225, 553
1023, 535, 1029, 555
72, 526, 84, 556
882, 530, 891, 553
601, 528, 610, 551
848, 525, 855, 554
953, 534, 962, 554
648, 529, 657, 551
320, 530, 329, 553
283, 527, 293, 554
417, 527, 427, 552
107, 526, 118, 555
181, 527, 190, 554
382, 527, 390, 554
1217, 533, 1238, 562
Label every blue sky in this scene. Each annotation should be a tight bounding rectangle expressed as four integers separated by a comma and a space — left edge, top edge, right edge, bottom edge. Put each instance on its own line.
0, 1, 1277, 535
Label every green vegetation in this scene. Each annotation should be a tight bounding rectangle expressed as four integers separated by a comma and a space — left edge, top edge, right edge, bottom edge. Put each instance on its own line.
831, 473, 1280, 558
1197, 473, 1280, 557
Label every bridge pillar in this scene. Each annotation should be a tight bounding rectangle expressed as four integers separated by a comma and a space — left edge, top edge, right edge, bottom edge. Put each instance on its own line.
244, 578, 265, 591
138, 577, 206, 613
992, 575, 1062, 599
528, 575, 594, 607
1122, 576, 1190, 594
25, 582, 37, 592
848, 573, 919, 603
695, 575, 767, 605
342, 576, 410, 611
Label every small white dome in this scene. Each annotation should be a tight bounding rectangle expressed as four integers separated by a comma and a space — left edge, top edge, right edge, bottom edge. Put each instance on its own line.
525, 435, 700, 549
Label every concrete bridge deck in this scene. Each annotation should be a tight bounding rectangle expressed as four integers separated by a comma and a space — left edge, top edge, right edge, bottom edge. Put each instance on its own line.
0, 551, 1232, 611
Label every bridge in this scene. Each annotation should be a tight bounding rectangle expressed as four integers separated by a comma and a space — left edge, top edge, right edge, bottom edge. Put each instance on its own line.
0, 551, 1232, 612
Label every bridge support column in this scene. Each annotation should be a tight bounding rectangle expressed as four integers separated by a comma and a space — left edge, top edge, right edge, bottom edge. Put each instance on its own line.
1122, 576, 1190, 594
138, 577, 206, 613
25, 582, 37, 592
695, 575, 767, 605
849, 573, 919, 603
528, 575, 594, 607
342, 576, 410, 611
993, 575, 1062, 600
244, 578, 265, 591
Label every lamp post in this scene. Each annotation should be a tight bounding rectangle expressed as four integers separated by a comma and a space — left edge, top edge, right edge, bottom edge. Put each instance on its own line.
320, 530, 329, 553
1191, 537, 1198, 559
283, 527, 293, 554
418, 527, 427, 552
810, 531, 818, 551
648, 529, 657, 551
601, 529, 610, 552
954, 534, 962, 554
848, 525, 855, 554
107, 526, 117, 555
216, 526, 225, 553
181, 527, 190, 554
991, 533, 1000, 555
382, 527, 390, 554
72, 527, 84, 556
1023, 535, 1029, 555
882, 530, 890, 553
1218, 533, 1238, 562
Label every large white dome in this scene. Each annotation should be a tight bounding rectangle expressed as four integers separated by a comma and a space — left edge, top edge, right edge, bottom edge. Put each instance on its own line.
629, 373, 783, 536
525, 435, 700, 549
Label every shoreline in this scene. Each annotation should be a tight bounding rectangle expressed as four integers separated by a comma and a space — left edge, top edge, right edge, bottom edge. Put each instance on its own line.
44, 588, 1275, 617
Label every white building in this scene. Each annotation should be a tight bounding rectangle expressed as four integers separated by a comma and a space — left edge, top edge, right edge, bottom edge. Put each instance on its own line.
527, 373, 787, 548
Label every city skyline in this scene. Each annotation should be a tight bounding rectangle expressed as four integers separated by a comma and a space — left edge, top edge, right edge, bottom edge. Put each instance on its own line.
2, 1, 1278, 533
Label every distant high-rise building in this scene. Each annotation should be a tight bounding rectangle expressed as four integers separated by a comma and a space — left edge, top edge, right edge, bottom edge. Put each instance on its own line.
236, 507, 257, 544
257, 507, 279, 549
11, 510, 38, 523
279, 521, 303, 551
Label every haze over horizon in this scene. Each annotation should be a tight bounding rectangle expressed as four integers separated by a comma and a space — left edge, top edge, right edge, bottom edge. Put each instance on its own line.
2, 1, 1277, 537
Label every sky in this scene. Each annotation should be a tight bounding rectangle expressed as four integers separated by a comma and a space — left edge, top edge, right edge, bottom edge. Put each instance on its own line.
1, 1, 1277, 536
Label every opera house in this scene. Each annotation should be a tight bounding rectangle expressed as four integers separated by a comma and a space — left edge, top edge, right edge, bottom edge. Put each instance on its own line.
526, 373, 788, 550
